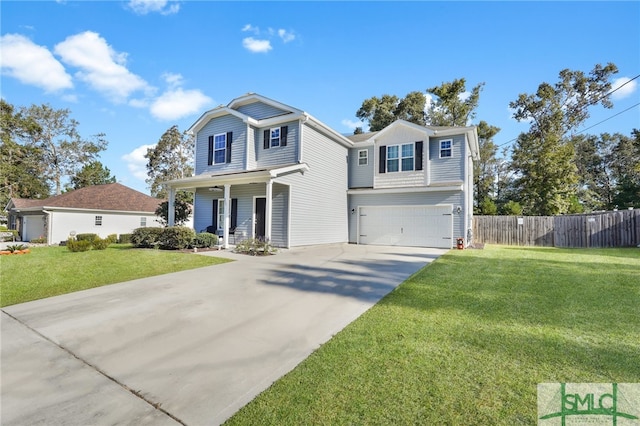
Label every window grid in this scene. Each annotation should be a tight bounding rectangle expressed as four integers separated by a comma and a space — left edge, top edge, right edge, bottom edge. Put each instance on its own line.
386, 143, 415, 173
358, 149, 368, 166
95, 215, 102, 226
440, 140, 452, 158
140, 217, 147, 227
270, 128, 280, 147
214, 133, 226, 164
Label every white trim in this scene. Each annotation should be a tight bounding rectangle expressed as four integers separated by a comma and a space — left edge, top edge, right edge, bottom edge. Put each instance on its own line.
286, 184, 292, 248
12, 206, 158, 215
269, 127, 281, 148
227, 93, 304, 116
212, 133, 227, 164
348, 184, 463, 195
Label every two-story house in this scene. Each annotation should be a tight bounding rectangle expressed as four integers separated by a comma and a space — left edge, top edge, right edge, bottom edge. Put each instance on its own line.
165, 93, 478, 249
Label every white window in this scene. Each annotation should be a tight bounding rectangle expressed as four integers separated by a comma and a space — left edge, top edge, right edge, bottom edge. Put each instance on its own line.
140, 217, 147, 227
217, 199, 225, 230
440, 140, 452, 158
270, 128, 281, 147
95, 215, 102, 226
214, 133, 226, 164
358, 149, 368, 166
386, 143, 414, 173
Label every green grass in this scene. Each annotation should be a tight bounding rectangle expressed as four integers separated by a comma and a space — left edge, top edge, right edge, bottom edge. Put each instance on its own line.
0, 244, 231, 307
226, 246, 640, 425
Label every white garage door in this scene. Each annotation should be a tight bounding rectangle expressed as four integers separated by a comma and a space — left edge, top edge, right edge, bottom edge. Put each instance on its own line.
358, 205, 453, 248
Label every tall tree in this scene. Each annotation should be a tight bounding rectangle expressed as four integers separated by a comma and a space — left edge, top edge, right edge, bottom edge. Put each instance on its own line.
571, 133, 617, 210
509, 63, 618, 215
426, 78, 484, 126
0, 100, 49, 207
70, 161, 116, 190
19, 104, 108, 195
474, 121, 501, 214
145, 125, 194, 198
611, 129, 640, 208
356, 94, 401, 132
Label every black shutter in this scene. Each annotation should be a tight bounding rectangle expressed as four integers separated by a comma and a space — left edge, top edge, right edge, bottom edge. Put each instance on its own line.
415, 141, 423, 171
263, 129, 270, 149
212, 200, 218, 229
379, 145, 386, 173
226, 131, 233, 163
231, 198, 238, 229
208, 136, 214, 165
280, 126, 288, 147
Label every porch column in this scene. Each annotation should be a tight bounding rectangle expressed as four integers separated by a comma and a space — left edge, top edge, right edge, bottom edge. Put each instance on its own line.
223, 184, 230, 249
168, 188, 176, 226
265, 180, 272, 242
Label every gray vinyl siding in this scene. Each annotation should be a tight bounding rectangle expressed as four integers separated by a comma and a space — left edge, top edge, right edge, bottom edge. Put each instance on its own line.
193, 183, 289, 247
348, 146, 373, 188
235, 101, 289, 120
276, 123, 348, 246
256, 121, 299, 167
429, 135, 466, 182
195, 115, 246, 175
347, 190, 465, 244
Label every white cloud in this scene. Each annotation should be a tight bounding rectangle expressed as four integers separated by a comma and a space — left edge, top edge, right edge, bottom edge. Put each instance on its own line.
278, 29, 295, 43
458, 91, 471, 101
54, 31, 151, 103
242, 37, 272, 53
341, 119, 364, 130
162, 72, 184, 89
122, 144, 155, 181
241, 24, 260, 34
127, 0, 180, 15
0, 34, 73, 92
611, 77, 637, 100
150, 88, 212, 120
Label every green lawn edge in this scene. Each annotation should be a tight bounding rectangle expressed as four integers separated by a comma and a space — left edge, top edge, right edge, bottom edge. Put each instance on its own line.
225, 246, 640, 425
0, 244, 231, 307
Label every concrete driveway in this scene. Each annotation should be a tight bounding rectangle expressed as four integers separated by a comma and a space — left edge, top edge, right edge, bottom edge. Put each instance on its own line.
1, 243, 446, 425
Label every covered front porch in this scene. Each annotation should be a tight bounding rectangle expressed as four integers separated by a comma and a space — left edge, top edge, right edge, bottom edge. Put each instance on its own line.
165, 164, 308, 249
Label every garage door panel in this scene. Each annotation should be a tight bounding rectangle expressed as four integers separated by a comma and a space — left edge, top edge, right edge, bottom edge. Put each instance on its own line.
358, 205, 452, 248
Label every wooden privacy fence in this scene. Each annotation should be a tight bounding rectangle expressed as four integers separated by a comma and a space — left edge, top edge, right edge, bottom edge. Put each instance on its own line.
473, 209, 640, 248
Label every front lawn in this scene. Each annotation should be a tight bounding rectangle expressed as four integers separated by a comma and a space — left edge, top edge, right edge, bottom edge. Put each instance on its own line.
0, 244, 231, 307
226, 246, 640, 425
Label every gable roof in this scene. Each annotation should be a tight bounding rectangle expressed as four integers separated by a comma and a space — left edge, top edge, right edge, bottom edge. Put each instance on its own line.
8, 183, 162, 213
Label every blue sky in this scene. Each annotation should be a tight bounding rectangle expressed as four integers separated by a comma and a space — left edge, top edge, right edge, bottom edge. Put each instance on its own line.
2, 1, 639, 195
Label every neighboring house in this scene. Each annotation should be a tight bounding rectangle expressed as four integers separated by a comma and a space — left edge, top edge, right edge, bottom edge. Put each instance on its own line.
5, 183, 163, 244
165, 93, 479, 249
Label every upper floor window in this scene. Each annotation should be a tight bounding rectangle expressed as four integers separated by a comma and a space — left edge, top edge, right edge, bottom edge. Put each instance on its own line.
208, 132, 232, 165
358, 149, 368, 166
440, 140, 452, 158
95, 215, 102, 226
263, 126, 288, 149
270, 128, 281, 147
214, 133, 227, 164
386, 144, 414, 172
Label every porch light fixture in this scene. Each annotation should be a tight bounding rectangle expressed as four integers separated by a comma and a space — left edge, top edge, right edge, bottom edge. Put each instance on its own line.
208, 186, 223, 192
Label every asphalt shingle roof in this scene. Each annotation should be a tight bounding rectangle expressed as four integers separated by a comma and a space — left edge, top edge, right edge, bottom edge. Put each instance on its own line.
10, 183, 162, 212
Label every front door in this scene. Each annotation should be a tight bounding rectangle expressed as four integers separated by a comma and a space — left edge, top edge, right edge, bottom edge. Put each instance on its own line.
254, 197, 266, 239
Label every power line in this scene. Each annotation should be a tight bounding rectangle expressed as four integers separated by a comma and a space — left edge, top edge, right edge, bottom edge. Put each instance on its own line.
495, 73, 640, 149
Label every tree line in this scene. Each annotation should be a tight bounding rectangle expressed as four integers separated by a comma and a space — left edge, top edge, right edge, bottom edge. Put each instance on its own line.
3, 62, 638, 218
356, 63, 639, 215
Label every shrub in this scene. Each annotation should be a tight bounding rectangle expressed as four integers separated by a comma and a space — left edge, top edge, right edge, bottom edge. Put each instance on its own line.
91, 236, 110, 250
106, 234, 118, 244
76, 233, 98, 242
159, 226, 195, 250
193, 232, 218, 248
131, 227, 164, 248
6, 244, 27, 253
30, 236, 46, 244
67, 238, 92, 252
118, 233, 132, 244
234, 238, 276, 256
